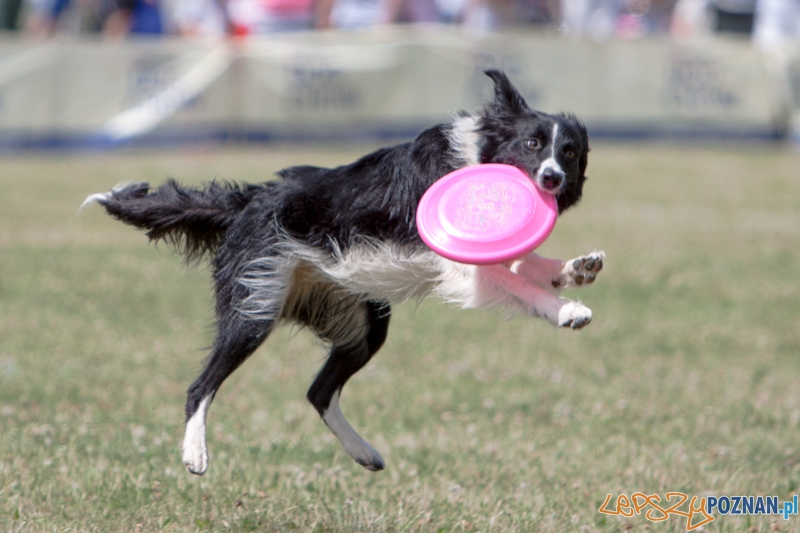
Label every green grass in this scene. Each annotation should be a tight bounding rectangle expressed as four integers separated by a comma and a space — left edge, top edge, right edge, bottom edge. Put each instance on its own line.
1, 144, 799, 532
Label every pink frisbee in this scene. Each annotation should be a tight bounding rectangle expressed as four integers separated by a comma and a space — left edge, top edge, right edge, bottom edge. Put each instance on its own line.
416, 164, 557, 265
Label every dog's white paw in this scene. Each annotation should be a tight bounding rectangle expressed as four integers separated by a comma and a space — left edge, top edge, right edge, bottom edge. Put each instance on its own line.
182, 396, 211, 475
182, 439, 209, 475
323, 390, 385, 471
560, 251, 605, 288
346, 440, 386, 471
557, 301, 592, 329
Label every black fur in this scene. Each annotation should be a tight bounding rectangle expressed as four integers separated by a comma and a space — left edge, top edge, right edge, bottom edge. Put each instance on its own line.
101, 179, 263, 262
89, 70, 591, 473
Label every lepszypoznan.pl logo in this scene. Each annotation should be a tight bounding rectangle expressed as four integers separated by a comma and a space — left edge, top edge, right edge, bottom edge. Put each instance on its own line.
598, 492, 799, 531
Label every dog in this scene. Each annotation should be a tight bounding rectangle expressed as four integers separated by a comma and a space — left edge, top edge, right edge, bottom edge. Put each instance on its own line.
83, 70, 604, 475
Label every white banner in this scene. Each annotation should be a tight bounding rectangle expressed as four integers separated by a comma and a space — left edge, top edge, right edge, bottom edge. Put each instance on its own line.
0, 29, 792, 148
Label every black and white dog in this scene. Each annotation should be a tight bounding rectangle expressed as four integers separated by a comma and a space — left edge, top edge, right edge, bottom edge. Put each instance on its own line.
84, 70, 604, 475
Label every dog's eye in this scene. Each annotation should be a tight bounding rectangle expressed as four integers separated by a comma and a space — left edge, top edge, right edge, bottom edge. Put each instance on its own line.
564, 149, 576, 159
525, 138, 540, 149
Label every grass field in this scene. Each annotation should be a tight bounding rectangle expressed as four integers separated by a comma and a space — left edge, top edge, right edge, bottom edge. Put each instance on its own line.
1, 143, 799, 533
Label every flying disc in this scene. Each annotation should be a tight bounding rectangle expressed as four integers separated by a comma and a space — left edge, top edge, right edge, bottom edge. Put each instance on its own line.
416, 164, 557, 265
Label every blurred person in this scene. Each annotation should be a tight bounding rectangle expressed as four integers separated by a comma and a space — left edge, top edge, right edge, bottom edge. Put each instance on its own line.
671, 0, 757, 36
520, 0, 562, 24
560, 0, 620, 37
315, 0, 447, 29
228, 0, 313, 34
708, 0, 755, 34
103, 0, 163, 37
461, 0, 558, 30
753, 0, 800, 47
434, 0, 467, 21
561, 0, 676, 38
670, 0, 710, 34
615, 0, 677, 36
1, 0, 23, 29
462, 0, 523, 30
314, 0, 397, 28
24, 0, 63, 36
160, 0, 227, 36
25, 0, 109, 36
395, 0, 438, 23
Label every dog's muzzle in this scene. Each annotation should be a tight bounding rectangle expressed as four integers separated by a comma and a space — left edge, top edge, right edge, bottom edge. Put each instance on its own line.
539, 167, 566, 194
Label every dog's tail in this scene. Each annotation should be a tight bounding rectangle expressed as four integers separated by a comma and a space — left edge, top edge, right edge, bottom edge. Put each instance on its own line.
82, 179, 261, 261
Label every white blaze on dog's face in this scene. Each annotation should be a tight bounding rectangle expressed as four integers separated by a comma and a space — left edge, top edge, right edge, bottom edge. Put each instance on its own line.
535, 123, 565, 194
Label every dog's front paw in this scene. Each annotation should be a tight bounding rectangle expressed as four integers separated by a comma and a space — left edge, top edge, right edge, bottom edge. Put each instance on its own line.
557, 301, 592, 329
560, 251, 605, 288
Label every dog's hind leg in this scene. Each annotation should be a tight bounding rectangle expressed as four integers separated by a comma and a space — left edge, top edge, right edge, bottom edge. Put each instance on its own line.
182, 316, 274, 475
306, 300, 390, 471
182, 250, 287, 475
182, 319, 273, 475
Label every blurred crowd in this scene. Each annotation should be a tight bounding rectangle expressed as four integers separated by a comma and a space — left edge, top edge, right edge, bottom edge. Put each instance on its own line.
0, 0, 796, 45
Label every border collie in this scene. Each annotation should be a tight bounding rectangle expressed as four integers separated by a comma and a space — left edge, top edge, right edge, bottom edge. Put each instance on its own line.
84, 70, 604, 475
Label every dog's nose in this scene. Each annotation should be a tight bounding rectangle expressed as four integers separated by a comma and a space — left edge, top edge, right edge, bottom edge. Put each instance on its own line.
541, 168, 565, 192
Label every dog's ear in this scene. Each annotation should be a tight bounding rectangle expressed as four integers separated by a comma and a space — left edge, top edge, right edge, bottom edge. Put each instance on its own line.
560, 112, 590, 176
555, 113, 590, 214
484, 70, 529, 114
571, 114, 590, 177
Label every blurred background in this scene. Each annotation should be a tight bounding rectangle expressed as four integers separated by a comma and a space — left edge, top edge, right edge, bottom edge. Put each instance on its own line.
0, 0, 797, 150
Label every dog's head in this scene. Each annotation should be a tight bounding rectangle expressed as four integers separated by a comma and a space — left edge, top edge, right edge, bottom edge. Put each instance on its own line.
478, 70, 589, 214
